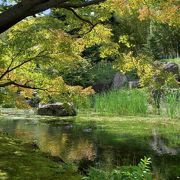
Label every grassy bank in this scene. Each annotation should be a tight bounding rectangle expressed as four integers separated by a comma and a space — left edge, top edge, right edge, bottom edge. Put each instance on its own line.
80, 89, 179, 119
0, 133, 81, 180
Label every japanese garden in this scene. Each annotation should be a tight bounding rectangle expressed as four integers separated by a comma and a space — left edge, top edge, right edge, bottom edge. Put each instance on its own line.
0, 0, 179, 179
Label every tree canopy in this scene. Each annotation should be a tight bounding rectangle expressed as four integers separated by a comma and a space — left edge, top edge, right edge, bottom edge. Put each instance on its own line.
0, 0, 179, 106
0, 0, 179, 34
0, 14, 113, 105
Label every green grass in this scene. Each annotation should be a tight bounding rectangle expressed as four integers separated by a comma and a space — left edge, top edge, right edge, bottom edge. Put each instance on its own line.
163, 90, 180, 119
93, 89, 148, 116
78, 88, 179, 119
76, 113, 180, 147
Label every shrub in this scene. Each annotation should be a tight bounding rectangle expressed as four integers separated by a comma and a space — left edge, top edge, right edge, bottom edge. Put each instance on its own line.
90, 62, 116, 86
83, 157, 152, 180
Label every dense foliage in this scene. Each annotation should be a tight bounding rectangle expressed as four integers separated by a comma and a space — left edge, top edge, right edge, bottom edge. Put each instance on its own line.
0, 0, 179, 109
84, 157, 152, 180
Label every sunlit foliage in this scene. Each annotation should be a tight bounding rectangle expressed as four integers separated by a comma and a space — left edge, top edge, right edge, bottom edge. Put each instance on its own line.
0, 17, 102, 104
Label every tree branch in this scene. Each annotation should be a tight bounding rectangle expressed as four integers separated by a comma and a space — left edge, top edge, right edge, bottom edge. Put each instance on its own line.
63, 7, 109, 37
76, 20, 108, 37
0, 81, 14, 87
0, 50, 47, 80
60, 0, 106, 8
0, 80, 47, 91
65, 7, 94, 26
11, 81, 47, 90
0, 0, 106, 34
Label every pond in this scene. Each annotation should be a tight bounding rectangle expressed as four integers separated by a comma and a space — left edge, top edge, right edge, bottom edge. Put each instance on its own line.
0, 108, 179, 179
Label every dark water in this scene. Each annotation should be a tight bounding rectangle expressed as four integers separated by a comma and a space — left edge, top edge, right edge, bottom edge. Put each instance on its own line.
0, 109, 179, 179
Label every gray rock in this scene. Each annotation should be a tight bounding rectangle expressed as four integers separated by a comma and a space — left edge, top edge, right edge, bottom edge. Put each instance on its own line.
164, 62, 179, 75
164, 62, 179, 81
151, 130, 179, 155
128, 80, 139, 89
154, 61, 179, 80
37, 103, 76, 116
112, 72, 127, 89
26, 91, 40, 108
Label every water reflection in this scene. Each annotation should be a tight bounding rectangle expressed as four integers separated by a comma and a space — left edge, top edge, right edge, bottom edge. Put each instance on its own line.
68, 138, 96, 161
15, 128, 34, 142
151, 129, 180, 155
0, 111, 179, 179
0, 118, 97, 163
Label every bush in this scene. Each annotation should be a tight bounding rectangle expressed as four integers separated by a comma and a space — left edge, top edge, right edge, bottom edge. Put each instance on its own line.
59, 60, 116, 90
90, 62, 116, 85
58, 59, 94, 87
83, 157, 152, 180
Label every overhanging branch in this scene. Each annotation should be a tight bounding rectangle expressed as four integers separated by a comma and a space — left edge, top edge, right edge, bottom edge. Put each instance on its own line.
0, 80, 47, 91
65, 7, 94, 26
64, 7, 109, 37
0, 0, 106, 34
0, 50, 47, 80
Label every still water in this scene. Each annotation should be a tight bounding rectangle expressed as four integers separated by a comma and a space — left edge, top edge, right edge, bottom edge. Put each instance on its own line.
0, 109, 179, 179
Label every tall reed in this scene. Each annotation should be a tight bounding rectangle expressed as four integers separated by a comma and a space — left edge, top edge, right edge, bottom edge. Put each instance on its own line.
93, 89, 148, 116
163, 90, 180, 119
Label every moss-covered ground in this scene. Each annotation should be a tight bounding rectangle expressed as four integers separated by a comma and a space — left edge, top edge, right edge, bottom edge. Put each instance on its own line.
0, 133, 81, 180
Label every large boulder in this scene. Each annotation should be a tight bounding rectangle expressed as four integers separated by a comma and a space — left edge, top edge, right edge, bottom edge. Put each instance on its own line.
112, 72, 127, 89
164, 62, 179, 75
164, 62, 179, 81
37, 103, 76, 116
154, 61, 179, 80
